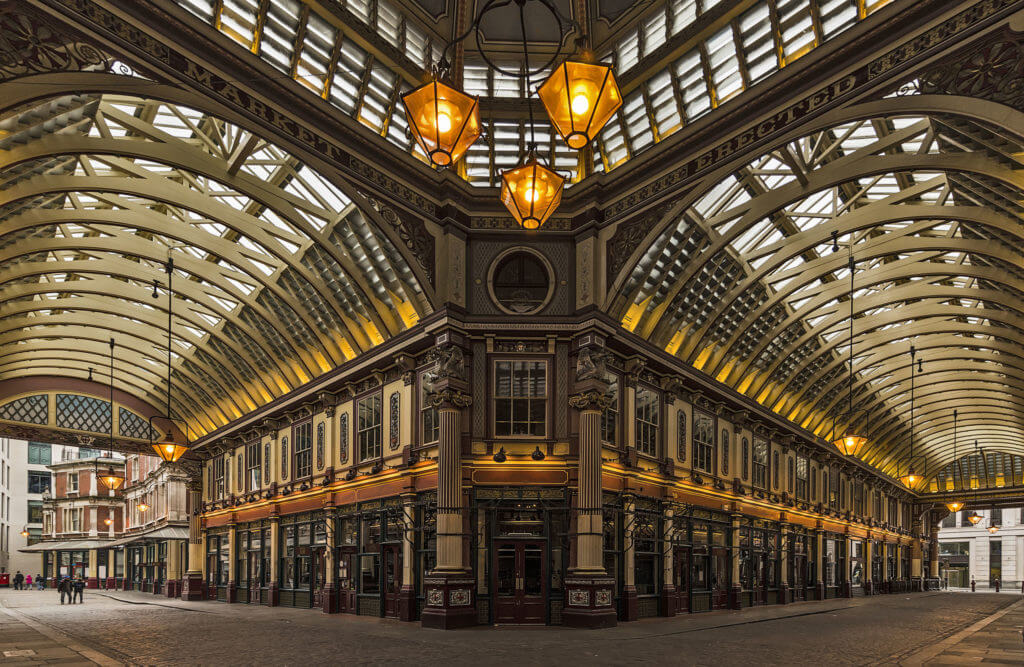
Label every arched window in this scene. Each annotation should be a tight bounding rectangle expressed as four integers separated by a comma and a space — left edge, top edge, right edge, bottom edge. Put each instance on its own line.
772, 451, 780, 489
787, 457, 795, 494
741, 438, 749, 481
721, 429, 730, 476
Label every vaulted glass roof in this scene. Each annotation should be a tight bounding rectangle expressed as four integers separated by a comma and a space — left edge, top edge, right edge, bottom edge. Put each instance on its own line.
615, 103, 1024, 479
0, 93, 429, 435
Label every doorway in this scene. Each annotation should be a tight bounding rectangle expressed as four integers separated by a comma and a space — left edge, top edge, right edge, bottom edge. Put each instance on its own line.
382, 544, 403, 618
493, 540, 546, 624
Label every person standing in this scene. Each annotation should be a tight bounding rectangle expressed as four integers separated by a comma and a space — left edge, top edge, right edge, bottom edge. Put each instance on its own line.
25, 574, 32, 589
72, 577, 85, 604
36, 574, 44, 591
58, 577, 71, 604
13, 571, 23, 590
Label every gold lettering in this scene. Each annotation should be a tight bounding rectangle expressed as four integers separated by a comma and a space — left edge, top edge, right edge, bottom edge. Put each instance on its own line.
219, 84, 245, 109
734, 128, 754, 150
756, 120, 775, 138
806, 91, 829, 112
832, 75, 856, 98
183, 61, 213, 88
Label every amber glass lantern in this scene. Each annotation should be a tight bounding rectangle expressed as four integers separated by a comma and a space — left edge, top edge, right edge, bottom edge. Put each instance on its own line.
401, 79, 481, 167
966, 510, 982, 525
500, 158, 565, 230
538, 60, 622, 150
833, 429, 867, 457
137, 501, 149, 513
899, 468, 921, 488
99, 467, 125, 490
153, 439, 189, 463
945, 500, 964, 513
988, 524, 999, 534
104, 517, 113, 526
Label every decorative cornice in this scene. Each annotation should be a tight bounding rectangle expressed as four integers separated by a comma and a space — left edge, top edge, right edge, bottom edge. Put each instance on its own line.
568, 389, 614, 412
426, 388, 472, 410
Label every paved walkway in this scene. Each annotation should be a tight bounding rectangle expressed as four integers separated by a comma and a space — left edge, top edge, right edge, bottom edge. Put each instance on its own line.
0, 596, 121, 666
0, 588, 1020, 665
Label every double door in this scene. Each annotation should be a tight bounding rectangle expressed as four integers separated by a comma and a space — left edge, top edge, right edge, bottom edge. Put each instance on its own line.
710, 546, 729, 609
791, 554, 807, 601
673, 547, 690, 613
493, 540, 546, 624
382, 544, 402, 618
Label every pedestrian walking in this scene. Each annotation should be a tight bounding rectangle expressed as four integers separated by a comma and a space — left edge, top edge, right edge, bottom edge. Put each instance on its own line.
25, 574, 32, 589
58, 576, 71, 604
36, 574, 44, 591
995, 578, 1001, 593
72, 577, 85, 604
13, 571, 23, 590
971, 577, 976, 592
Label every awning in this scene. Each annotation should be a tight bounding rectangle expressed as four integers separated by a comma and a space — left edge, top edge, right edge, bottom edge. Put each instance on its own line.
19, 539, 117, 553
101, 525, 190, 549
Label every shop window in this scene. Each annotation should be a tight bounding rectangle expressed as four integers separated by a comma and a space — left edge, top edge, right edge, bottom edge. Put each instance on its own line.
752, 437, 768, 489
246, 440, 261, 491
419, 371, 439, 445
693, 411, 715, 473
357, 394, 383, 462
601, 376, 620, 445
360, 512, 381, 594
635, 386, 660, 456
634, 507, 660, 595
493, 360, 547, 437
28, 471, 50, 494
293, 420, 313, 479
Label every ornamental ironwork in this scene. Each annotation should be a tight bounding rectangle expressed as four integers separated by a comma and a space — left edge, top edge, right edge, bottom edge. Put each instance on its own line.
56, 394, 110, 433
0, 394, 47, 425
677, 411, 686, 462
338, 413, 349, 463
280, 436, 288, 480
263, 441, 271, 484
317, 422, 325, 470
389, 392, 400, 451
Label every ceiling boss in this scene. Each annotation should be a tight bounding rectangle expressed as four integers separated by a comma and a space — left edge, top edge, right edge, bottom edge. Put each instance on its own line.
401, 0, 622, 229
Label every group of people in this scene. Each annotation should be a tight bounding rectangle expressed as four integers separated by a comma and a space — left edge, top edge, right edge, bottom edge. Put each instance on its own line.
6, 570, 86, 603
10, 571, 45, 590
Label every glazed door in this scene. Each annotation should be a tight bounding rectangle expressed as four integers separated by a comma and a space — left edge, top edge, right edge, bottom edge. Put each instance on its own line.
673, 547, 690, 613
752, 553, 768, 605
382, 545, 403, 618
337, 548, 357, 613
493, 541, 546, 624
791, 555, 807, 601
311, 546, 327, 609
711, 547, 729, 609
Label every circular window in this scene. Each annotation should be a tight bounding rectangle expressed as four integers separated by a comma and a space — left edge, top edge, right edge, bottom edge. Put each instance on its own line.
487, 248, 554, 315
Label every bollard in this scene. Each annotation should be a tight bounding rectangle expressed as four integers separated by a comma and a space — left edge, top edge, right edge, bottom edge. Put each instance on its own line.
996, 579, 1001, 593
971, 578, 976, 592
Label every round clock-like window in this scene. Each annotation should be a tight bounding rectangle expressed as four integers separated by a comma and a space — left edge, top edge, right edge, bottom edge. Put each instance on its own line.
487, 248, 554, 315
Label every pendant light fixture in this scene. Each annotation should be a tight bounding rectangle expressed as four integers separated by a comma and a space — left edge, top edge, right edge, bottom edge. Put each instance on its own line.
149, 255, 192, 463
944, 409, 963, 513
898, 345, 924, 488
987, 523, 999, 534
833, 254, 868, 456
137, 501, 149, 513
401, 0, 621, 227
99, 337, 125, 490
965, 440, 984, 525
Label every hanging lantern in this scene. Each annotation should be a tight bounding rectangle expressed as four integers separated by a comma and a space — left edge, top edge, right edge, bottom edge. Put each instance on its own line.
104, 517, 113, 526
137, 501, 149, 513
20, 527, 29, 538
152, 439, 188, 463
401, 78, 481, 167
538, 60, 622, 150
99, 467, 125, 490
945, 500, 964, 513
500, 158, 565, 230
966, 511, 983, 525
988, 524, 999, 534
899, 468, 921, 488
833, 429, 867, 457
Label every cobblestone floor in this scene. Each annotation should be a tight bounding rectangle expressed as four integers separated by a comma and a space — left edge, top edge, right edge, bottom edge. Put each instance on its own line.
0, 589, 1018, 665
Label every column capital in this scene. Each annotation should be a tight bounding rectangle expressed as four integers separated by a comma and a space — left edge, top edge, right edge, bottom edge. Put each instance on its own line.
427, 388, 473, 410
569, 389, 613, 411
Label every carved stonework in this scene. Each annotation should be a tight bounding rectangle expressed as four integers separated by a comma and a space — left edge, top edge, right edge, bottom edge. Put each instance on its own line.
423, 344, 465, 389
316, 422, 325, 471
493, 340, 546, 353
606, 200, 675, 288
426, 389, 472, 410
338, 413, 349, 463
389, 392, 400, 451
472, 216, 571, 231
568, 390, 613, 412
575, 347, 610, 382
917, 29, 1024, 111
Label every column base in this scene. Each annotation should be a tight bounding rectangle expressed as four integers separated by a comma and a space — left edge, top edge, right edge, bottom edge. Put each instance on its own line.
778, 582, 789, 604
563, 574, 618, 628
180, 571, 205, 601
864, 580, 873, 596
164, 579, 180, 598
226, 581, 237, 603
659, 584, 677, 617
728, 584, 742, 610
815, 581, 825, 600
842, 581, 852, 598
86, 578, 99, 589
267, 582, 280, 606
420, 573, 476, 630
398, 585, 416, 622
321, 582, 339, 614
621, 585, 639, 621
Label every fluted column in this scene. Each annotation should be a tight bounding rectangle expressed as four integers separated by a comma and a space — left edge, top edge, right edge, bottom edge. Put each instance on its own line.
181, 484, 206, 601
421, 383, 475, 629
226, 522, 238, 602
321, 508, 338, 613
564, 385, 617, 628
910, 518, 924, 591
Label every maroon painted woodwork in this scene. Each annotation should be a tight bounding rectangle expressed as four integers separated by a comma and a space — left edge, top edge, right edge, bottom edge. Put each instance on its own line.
420, 573, 477, 629
337, 548, 357, 613
226, 581, 237, 603
320, 582, 339, 614
492, 541, 546, 625
564, 574, 617, 628
711, 546, 729, 610
621, 586, 639, 621
180, 572, 204, 601
398, 584, 416, 622
382, 544, 403, 619
86, 577, 99, 589
673, 547, 690, 613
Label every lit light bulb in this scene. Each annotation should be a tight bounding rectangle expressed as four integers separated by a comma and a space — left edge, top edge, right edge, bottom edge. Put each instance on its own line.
104, 518, 113, 526
437, 111, 452, 134
571, 93, 590, 115
164, 444, 174, 455
524, 185, 539, 203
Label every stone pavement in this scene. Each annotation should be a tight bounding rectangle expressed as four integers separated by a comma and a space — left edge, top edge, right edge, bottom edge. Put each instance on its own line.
0, 594, 121, 666
904, 597, 1024, 665
0, 588, 1020, 665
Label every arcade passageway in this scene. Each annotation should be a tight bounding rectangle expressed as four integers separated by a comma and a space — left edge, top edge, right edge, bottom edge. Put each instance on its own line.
0, 589, 1020, 665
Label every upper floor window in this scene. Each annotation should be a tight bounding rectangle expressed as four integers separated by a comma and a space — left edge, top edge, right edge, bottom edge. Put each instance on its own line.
795, 456, 808, 499
293, 420, 313, 479
693, 411, 715, 473
772, 451, 780, 489
601, 376, 619, 445
419, 371, 439, 445
68, 471, 79, 493
27, 471, 49, 493
853, 482, 864, 515
28, 442, 51, 465
752, 437, 768, 489
635, 386, 660, 456
787, 457, 795, 494
494, 360, 547, 437
358, 394, 383, 462
64, 508, 82, 532
830, 467, 840, 510
246, 440, 261, 491
213, 456, 226, 499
